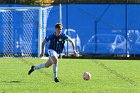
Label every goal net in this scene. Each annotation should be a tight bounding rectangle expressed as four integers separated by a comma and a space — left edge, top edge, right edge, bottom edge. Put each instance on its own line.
0, 6, 53, 57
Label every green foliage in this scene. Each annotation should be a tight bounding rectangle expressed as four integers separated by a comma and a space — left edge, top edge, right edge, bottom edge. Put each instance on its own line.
1, 0, 140, 4
54, 0, 140, 4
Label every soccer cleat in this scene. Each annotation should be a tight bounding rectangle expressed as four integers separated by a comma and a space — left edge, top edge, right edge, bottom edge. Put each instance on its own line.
54, 78, 59, 82
28, 66, 35, 75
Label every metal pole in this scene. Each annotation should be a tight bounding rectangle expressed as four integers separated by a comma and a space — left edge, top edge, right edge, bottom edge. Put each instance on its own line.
66, 0, 69, 56
59, 4, 62, 24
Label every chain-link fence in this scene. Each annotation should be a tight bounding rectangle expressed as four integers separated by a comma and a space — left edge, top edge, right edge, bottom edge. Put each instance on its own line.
0, 6, 53, 57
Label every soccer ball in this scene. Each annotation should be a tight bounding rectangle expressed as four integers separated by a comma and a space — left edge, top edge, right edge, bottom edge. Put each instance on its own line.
83, 72, 91, 80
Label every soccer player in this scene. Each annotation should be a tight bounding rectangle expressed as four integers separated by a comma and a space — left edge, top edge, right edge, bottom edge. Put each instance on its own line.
28, 23, 79, 82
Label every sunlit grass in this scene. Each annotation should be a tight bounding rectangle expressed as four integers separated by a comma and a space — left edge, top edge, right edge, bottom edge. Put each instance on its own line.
0, 58, 139, 93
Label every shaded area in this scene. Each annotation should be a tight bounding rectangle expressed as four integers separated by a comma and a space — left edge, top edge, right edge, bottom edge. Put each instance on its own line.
1, 80, 21, 83
1, 0, 140, 5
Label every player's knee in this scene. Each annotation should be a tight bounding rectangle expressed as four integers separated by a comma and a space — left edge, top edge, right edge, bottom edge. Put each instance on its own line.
52, 56, 58, 64
45, 65, 49, 68
45, 64, 49, 68
54, 61, 58, 64
53, 58, 58, 64
45, 63, 50, 68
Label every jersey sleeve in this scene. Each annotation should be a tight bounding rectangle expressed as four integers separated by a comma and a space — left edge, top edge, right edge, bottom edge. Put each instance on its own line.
63, 34, 71, 41
45, 35, 52, 42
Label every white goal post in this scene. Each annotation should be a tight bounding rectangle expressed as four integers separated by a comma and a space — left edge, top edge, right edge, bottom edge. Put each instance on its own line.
0, 6, 53, 57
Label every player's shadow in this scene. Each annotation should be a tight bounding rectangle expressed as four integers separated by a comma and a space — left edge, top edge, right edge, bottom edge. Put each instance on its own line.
1, 80, 21, 83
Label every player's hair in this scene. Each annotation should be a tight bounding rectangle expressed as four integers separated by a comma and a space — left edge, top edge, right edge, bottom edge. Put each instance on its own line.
55, 23, 63, 29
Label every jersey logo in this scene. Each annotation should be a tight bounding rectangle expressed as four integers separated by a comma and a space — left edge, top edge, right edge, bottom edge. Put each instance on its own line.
59, 39, 62, 41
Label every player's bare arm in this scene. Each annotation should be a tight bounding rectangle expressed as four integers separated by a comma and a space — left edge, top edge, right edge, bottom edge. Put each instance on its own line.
68, 37, 79, 57
40, 39, 47, 57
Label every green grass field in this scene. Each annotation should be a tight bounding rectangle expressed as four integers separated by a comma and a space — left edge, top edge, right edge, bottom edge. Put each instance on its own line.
0, 58, 140, 93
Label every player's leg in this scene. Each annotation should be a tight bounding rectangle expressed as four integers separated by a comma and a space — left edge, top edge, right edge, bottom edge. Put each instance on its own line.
34, 58, 53, 69
49, 55, 59, 82
28, 58, 53, 75
48, 49, 59, 82
28, 49, 59, 82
